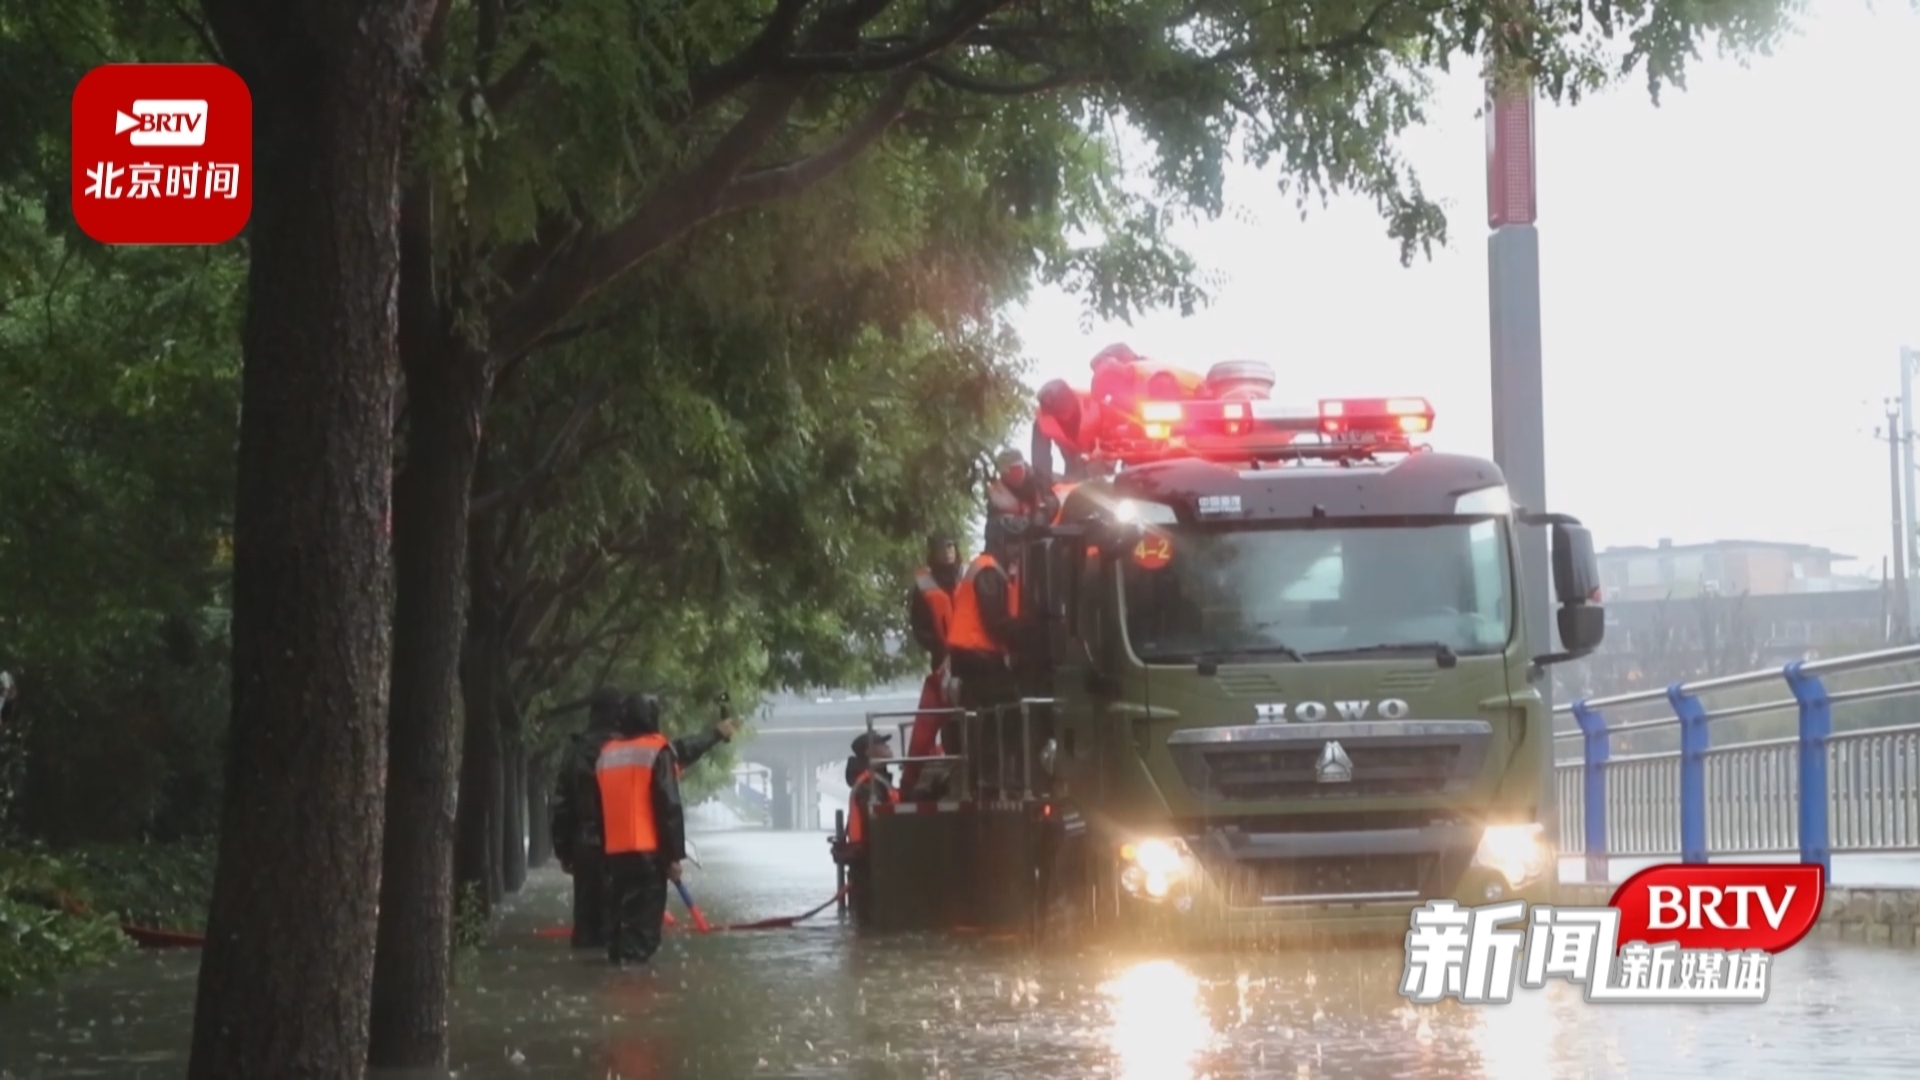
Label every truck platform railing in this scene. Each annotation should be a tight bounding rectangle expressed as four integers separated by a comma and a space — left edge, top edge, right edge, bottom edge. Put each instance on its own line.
859, 697, 1057, 806
1552, 643, 1920, 883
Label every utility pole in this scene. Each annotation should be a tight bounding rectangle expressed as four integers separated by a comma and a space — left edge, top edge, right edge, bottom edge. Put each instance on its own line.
1877, 399, 1910, 642
1484, 4, 1553, 836
1903, 347, 1920, 594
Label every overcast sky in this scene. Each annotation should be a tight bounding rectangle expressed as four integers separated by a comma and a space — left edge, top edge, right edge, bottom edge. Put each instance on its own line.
1007, 3, 1920, 574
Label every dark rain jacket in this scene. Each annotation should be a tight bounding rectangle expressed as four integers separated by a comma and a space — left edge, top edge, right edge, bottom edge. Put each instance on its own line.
551, 722, 619, 866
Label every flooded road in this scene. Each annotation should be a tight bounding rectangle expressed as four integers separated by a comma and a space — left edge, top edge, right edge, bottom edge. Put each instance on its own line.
2, 830, 1917, 1079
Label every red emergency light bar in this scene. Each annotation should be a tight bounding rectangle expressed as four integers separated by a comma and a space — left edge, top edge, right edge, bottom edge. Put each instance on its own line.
1101, 396, 1436, 464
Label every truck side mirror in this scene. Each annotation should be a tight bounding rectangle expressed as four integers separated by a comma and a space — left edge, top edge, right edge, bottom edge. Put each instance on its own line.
1558, 603, 1605, 656
1520, 512, 1606, 669
1550, 523, 1600, 606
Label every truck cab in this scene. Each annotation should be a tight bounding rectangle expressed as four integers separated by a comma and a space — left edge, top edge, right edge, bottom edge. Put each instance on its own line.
1018, 391, 1604, 936
848, 380, 1603, 941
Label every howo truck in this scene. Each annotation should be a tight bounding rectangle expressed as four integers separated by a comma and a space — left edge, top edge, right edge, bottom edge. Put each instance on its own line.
850, 369, 1604, 940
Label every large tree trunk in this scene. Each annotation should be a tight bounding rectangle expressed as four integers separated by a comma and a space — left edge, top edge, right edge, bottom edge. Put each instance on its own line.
188, 3, 433, 1076
500, 726, 528, 893
366, 182, 493, 1068
454, 518, 507, 910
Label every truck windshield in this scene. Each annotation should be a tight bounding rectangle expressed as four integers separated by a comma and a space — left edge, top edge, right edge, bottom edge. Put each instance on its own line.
1120, 518, 1512, 664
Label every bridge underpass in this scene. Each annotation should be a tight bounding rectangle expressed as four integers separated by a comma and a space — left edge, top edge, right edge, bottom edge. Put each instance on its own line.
738, 683, 921, 831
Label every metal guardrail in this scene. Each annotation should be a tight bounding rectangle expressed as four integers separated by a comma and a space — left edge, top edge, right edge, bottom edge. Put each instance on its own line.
1553, 644, 1920, 881
859, 698, 1055, 804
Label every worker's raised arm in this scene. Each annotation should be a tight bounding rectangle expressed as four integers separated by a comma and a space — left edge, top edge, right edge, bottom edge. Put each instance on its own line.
1029, 417, 1056, 489
651, 746, 688, 865
670, 727, 725, 771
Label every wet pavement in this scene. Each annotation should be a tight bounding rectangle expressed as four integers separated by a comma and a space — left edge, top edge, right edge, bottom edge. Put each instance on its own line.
2, 830, 1918, 1079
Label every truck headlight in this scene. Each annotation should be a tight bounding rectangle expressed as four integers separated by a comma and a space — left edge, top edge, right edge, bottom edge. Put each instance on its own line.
1119, 837, 1194, 901
1472, 823, 1551, 889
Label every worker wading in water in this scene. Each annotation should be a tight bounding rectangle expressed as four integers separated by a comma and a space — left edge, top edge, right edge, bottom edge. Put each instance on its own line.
551, 690, 735, 949
902, 533, 960, 797
592, 697, 688, 965
836, 731, 900, 923
550, 689, 626, 948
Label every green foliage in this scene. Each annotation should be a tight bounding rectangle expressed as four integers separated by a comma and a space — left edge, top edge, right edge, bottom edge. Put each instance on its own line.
0, 197, 242, 844
0, 842, 216, 999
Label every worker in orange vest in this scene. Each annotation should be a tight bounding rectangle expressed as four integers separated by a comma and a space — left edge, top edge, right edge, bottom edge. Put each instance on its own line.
1032, 380, 1103, 487
903, 533, 960, 797
592, 694, 687, 965
946, 517, 1031, 792
908, 533, 960, 672
839, 731, 901, 922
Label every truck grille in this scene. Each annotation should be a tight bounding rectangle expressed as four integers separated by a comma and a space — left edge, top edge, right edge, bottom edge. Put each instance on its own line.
1165, 720, 1494, 803
1221, 855, 1432, 906
1204, 744, 1460, 798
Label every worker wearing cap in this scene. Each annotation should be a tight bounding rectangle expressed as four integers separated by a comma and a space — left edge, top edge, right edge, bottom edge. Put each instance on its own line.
1031, 380, 1103, 489
839, 731, 900, 922
550, 688, 627, 949
594, 690, 687, 965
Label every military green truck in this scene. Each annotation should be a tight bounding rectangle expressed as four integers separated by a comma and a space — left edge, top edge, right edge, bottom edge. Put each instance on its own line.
850, 365, 1603, 940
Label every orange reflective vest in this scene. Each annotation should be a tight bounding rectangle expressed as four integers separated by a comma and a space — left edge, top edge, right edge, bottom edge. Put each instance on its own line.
846, 770, 900, 844
913, 565, 954, 641
946, 554, 1020, 654
596, 733, 670, 855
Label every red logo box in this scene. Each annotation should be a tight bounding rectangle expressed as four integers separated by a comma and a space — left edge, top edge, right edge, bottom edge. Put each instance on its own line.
71, 64, 252, 245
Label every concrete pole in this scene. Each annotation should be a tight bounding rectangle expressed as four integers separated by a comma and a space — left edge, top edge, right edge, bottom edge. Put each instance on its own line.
1887, 400, 1910, 641
1903, 346, 1919, 633
1486, 77, 1556, 838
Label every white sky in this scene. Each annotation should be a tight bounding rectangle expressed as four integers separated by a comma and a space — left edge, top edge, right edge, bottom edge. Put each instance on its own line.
1007, 3, 1920, 575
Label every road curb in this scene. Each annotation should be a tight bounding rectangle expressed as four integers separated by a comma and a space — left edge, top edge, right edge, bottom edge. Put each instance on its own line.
1556, 882, 1920, 947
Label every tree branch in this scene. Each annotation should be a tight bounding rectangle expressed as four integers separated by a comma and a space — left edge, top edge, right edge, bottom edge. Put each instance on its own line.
487, 72, 813, 364
771, 0, 1010, 76
920, 61, 1081, 96
687, 0, 818, 113
713, 68, 919, 214
469, 381, 612, 519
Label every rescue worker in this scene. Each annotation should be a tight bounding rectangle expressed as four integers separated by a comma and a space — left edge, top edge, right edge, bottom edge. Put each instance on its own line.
987, 449, 1043, 519
945, 517, 1029, 793
902, 534, 960, 797
838, 731, 900, 923
907, 533, 960, 671
594, 694, 687, 966
626, 692, 740, 771
549, 688, 626, 948
1031, 379, 1103, 488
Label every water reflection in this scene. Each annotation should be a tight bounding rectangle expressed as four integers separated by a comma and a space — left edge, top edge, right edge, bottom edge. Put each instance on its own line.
1103, 959, 1214, 1079
4, 832, 1920, 1080
1465, 975, 1555, 1078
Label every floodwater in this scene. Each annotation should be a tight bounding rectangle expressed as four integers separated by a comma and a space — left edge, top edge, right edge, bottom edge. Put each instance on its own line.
2, 831, 1917, 1079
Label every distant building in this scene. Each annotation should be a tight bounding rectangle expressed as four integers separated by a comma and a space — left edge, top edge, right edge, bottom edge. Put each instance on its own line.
1597, 538, 1872, 602
1558, 538, 1893, 699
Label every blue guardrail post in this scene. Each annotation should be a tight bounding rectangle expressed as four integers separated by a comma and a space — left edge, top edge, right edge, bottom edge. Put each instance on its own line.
1667, 682, 1710, 865
1783, 661, 1833, 877
1571, 699, 1609, 883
